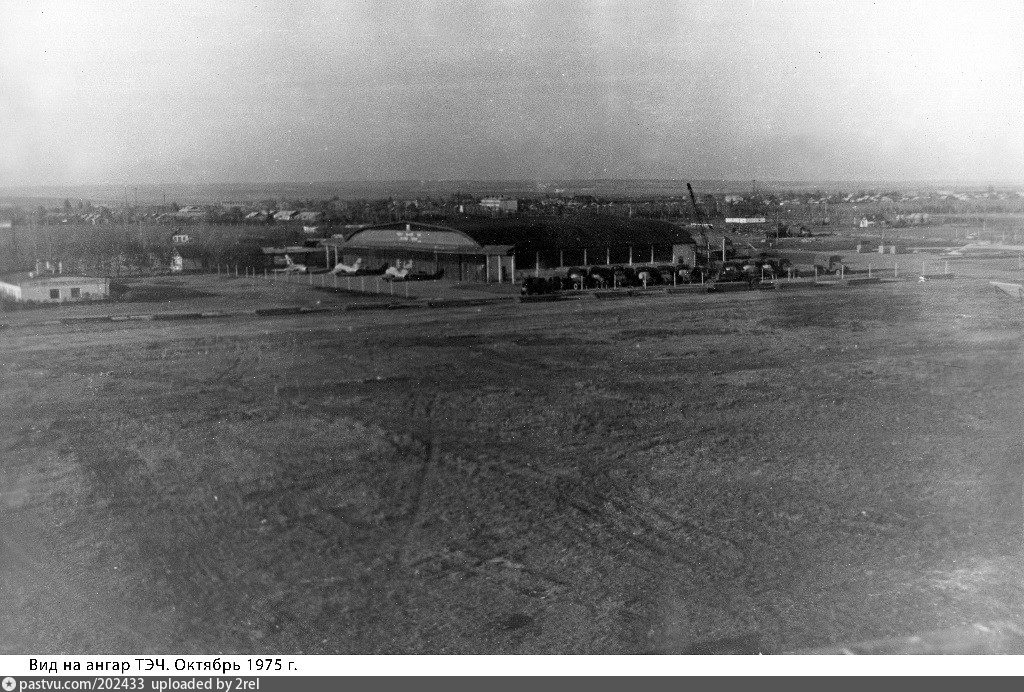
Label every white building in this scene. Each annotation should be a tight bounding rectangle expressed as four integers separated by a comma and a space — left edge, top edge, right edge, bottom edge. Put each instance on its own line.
0, 273, 110, 303
173, 206, 206, 220
479, 197, 518, 213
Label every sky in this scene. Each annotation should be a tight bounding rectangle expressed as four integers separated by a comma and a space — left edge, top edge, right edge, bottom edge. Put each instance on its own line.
2, 0, 1024, 186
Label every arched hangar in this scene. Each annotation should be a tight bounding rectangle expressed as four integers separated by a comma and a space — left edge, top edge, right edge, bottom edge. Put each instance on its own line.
321, 216, 696, 282
323, 221, 517, 282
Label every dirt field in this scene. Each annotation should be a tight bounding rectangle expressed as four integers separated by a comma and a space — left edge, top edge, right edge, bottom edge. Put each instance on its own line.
3, 274, 1024, 654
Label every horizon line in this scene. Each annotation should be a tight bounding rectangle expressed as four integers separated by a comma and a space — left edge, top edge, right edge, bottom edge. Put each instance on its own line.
4, 177, 1024, 191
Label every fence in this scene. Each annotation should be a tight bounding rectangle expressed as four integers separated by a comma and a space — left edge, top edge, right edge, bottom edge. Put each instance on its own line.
213, 263, 416, 298
209, 256, 966, 304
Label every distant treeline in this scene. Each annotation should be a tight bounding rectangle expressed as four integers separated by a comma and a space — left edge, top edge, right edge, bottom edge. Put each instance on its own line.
5, 191, 1024, 275
0, 221, 306, 274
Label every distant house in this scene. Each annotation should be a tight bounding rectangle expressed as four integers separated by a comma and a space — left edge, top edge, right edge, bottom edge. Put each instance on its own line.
0, 272, 109, 303
479, 198, 518, 214
82, 207, 114, 225
170, 251, 203, 273
245, 210, 271, 223
174, 205, 206, 220
296, 211, 323, 224
894, 212, 929, 226
273, 210, 298, 222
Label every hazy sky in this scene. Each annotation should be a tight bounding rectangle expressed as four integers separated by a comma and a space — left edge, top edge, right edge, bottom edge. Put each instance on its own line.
3, 0, 1023, 185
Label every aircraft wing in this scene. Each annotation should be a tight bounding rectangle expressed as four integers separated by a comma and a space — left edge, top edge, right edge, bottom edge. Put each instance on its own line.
990, 281, 1024, 300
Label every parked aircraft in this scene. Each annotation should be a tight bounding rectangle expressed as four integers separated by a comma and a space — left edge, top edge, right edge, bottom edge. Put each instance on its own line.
329, 258, 363, 275
991, 281, 1024, 300
273, 254, 308, 274
944, 242, 1024, 259
384, 260, 414, 280
382, 259, 444, 281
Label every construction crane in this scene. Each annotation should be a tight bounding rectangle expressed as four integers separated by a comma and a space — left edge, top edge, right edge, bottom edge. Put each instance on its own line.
686, 183, 704, 225
687, 183, 718, 263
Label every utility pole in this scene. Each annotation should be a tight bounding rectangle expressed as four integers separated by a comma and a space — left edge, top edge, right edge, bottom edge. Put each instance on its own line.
12, 212, 23, 271
124, 187, 131, 251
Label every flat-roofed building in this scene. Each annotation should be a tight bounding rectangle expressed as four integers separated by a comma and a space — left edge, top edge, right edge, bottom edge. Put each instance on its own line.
0, 273, 109, 303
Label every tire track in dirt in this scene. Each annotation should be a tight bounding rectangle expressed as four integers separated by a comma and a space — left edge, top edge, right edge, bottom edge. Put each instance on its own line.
366, 375, 747, 593
409, 548, 571, 599
431, 451, 745, 580
393, 392, 440, 566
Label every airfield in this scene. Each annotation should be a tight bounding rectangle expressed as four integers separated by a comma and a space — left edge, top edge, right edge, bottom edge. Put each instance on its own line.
4, 251, 1024, 654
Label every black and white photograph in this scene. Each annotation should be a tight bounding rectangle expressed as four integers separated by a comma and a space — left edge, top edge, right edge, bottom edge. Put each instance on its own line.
3, 0, 1024, 668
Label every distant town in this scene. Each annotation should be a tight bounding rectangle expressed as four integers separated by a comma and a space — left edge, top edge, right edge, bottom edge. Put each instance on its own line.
7, 184, 1024, 230
2, 182, 1023, 300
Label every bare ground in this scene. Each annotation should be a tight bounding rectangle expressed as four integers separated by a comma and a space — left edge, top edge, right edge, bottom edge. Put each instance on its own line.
2, 276, 1024, 654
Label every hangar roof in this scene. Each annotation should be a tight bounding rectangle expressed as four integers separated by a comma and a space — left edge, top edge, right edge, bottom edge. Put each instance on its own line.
327, 216, 694, 252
